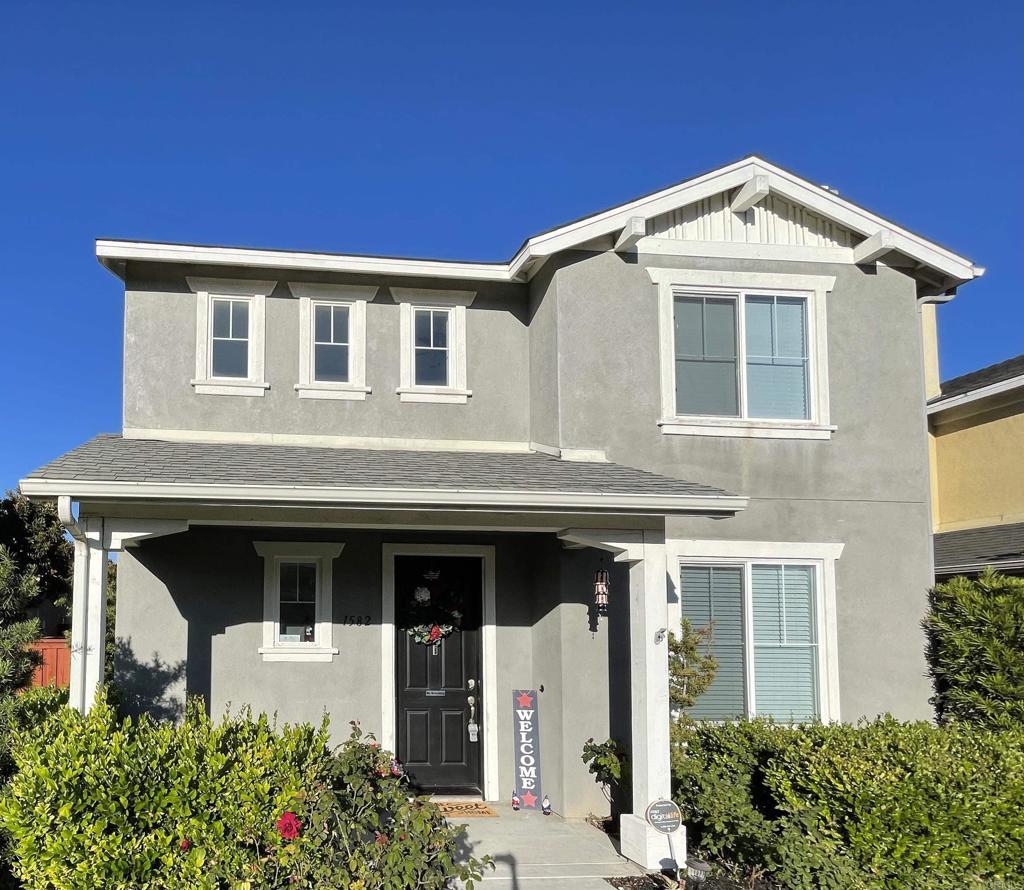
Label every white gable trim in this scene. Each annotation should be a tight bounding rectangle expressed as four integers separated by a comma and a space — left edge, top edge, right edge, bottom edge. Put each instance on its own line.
97, 156, 981, 289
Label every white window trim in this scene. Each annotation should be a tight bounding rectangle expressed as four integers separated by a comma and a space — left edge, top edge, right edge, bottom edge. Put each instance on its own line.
253, 541, 344, 662
289, 282, 376, 400
392, 287, 474, 403
188, 277, 275, 397
667, 538, 843, 722
648, 268, 836, 439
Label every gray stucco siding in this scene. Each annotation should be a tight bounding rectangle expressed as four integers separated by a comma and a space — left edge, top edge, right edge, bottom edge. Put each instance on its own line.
546, 250, 934, 721
123, 263, 532, 444
115, 525, 617, 817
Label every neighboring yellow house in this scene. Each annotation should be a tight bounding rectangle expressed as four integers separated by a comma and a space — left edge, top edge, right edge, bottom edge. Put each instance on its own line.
925, 324, 1024, 578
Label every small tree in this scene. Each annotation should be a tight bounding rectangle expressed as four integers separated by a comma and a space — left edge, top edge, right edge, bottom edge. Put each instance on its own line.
924, 569, 1024, 727
669, 618, 718, 711
0, 547, 42, 695
0, 492, 72, 610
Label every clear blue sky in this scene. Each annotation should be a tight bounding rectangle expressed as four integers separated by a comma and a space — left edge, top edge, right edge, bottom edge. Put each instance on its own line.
2, 0, 1021, 487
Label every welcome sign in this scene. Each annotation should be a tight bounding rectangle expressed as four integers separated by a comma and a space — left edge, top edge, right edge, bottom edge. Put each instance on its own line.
512, 689, 542, 807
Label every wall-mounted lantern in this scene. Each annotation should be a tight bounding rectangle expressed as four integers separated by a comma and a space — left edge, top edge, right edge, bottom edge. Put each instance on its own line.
594, 567, 610, 618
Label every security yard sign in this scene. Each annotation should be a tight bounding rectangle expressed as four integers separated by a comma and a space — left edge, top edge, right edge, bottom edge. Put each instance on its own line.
645, 799, 682, 834
512, 689, 542, 808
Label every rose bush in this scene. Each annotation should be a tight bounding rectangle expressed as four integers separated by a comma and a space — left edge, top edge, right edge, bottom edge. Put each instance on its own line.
0, 692, 489, 888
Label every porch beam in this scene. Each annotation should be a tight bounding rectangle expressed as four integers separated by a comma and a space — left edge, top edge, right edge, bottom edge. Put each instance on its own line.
853, 228, 896, 265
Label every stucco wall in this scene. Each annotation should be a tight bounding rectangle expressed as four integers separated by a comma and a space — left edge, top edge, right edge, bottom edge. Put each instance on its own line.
115, 525, 619, 816
541, 250, 936, 720
933, 409, 1024, 532
122, 262, 531, 444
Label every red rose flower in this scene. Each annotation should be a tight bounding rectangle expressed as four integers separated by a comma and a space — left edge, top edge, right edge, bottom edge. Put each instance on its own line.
179, 838, 191, 852
428, 625, 442, 642
276, 811, 302, 840
375, 831, 389, 847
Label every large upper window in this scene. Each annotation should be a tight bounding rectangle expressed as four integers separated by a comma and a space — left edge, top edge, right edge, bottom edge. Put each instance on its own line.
188, 277, 275, 397
673, 292, 810, 420
393, 287, 475, 404
679, 561, 822, 723
649, 268, 834, 439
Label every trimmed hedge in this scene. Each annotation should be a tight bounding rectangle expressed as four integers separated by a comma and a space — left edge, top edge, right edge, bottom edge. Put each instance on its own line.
924, 569, 1024, 727
672, 717, 1024, 889
0, 693, 488, 889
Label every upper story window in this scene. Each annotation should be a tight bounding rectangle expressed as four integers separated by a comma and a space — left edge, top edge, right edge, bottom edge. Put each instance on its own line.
674, 292, 810, 420
392, 287, 475, 404
290, 282, 376, 401
669, 539, 843, 723
649, 267, 836, 439
414, 308, 451, 386
211, 298, 250, 378
188, 277, 275, 397
254, 541, 344, 662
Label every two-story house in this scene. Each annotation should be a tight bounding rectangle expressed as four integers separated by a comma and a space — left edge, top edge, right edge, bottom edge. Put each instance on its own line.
19, 156, 981, 868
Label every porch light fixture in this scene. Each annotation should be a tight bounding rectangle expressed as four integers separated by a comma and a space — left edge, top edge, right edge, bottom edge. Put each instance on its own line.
594, 568, 610, 618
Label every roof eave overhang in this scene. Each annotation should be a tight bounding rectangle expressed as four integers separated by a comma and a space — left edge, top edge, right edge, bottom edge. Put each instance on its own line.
927, 374, 1024, 417
936, 559, 1024, 575
19, 477, 748, 517
95, 156, 981, 292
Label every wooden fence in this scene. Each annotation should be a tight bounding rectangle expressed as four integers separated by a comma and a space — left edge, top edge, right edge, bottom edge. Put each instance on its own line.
30, 638, 71, 688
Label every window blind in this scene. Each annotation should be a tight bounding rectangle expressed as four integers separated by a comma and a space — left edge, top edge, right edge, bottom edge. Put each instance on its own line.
680, 565, 746, 719
751, 564, 819, 722
744, 296, 809, 420
674, 295, 739, 417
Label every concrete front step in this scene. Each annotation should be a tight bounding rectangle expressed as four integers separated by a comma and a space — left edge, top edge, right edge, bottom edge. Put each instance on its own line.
483, 860, 642, 880
479, 879, 629, 889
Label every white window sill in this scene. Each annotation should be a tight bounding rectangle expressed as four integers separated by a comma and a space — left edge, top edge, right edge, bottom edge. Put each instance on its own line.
191, 379, 270, 397
294, 383, 371, 401
659, 417, 836, 440
396, 386, 472, 404
258, 646, 338, 663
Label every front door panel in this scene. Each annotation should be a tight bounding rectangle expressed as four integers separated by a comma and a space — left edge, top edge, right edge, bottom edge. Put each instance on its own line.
395, 555, 482, 794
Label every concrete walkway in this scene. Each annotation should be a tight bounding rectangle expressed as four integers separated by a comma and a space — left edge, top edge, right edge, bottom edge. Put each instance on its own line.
451, 803, 647, 889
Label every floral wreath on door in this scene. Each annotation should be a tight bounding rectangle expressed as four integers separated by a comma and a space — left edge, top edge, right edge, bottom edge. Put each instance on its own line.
401, 568, 464, 645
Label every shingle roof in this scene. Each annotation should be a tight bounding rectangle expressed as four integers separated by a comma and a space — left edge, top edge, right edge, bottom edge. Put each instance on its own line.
22, 435, 736, 511
934, 522, 1024, 574
930, 354, 1024, 405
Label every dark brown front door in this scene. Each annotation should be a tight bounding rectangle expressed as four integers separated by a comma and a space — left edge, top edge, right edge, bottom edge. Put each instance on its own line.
395, 555, 482, 794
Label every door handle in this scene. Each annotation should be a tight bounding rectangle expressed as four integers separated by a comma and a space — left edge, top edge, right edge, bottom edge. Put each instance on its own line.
467, 695, 476, 723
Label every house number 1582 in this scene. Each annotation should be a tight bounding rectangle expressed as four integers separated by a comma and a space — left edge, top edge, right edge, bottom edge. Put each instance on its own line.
341, 615, 372, 626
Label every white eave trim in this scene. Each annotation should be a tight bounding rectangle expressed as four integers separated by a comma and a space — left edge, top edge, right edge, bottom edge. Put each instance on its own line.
95, 156, 979, 288
927, 374, 1024, 416
18, 477, 747, 514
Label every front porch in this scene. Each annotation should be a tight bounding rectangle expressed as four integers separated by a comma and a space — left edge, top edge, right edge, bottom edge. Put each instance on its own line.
21, 434, 746, 868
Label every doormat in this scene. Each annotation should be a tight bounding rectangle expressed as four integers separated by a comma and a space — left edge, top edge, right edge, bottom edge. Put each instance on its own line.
435, 801, 498, 818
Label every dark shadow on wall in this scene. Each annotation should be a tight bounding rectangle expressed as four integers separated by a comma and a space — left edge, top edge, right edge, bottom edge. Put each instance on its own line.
111, 638, 187, 721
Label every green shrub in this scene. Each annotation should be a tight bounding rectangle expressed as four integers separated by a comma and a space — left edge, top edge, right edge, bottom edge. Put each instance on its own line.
0, 692, 488, 889
924, 569, 1024, 727
672, 717, 1024, 889
0, 685, 66, 890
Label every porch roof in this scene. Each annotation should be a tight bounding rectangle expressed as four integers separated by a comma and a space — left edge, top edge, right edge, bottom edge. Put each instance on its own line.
20, 434, 746, 515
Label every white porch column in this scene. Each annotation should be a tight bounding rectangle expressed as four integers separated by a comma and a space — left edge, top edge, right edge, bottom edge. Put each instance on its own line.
557, 526, 685, 869
618, 529, 684, 870
68, 518, 107, 713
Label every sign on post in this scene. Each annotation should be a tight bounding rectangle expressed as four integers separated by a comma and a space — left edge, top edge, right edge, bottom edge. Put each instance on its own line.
512, 689, 542, 807
645, 799, 682, 834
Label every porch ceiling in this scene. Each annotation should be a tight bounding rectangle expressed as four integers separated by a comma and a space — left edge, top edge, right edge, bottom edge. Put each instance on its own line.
20, 434, 746, 516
